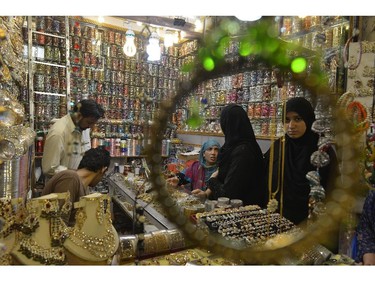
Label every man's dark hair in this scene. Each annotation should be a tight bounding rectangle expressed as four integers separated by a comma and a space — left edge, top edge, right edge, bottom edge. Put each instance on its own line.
78, 148, 110, 172
73, 99, 105, 119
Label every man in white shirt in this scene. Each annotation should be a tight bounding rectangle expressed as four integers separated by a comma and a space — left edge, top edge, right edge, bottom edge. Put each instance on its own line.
42, 99, 105, 177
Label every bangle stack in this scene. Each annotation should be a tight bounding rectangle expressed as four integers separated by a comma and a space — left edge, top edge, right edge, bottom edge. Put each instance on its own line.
197, 205, 296, 246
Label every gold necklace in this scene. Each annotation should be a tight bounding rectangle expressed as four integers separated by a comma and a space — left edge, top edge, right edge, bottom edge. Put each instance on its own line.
18, 235, 66, 265
68, 227, 117, 259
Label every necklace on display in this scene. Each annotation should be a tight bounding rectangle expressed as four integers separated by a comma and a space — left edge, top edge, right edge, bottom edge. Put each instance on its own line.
18, 235, 66, 265
68, 227, 117, 259
14, 194, 71, 265
66, 194, 117, 260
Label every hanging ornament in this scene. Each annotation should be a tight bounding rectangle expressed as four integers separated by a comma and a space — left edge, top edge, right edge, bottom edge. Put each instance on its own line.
310, 150, 331, 168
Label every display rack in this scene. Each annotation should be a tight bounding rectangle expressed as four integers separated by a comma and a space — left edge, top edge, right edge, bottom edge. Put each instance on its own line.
26, 16, 70, 134
67, 17, 191, 140
172, 39, 311, 138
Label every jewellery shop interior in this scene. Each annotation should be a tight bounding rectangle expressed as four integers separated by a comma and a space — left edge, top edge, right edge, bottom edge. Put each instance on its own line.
1, 15, 375, 266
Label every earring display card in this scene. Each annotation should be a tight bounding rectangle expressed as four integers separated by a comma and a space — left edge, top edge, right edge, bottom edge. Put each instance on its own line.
346, 42, 375, 105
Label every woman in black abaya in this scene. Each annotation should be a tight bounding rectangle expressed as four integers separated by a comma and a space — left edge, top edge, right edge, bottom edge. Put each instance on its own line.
264, 97, 338, 225
192, 104, 268, 207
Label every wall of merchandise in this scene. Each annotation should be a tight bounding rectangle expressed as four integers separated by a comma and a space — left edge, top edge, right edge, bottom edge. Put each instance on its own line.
21, 16, 351, 157
22, 16, 198, 157
174, 16, 350, 141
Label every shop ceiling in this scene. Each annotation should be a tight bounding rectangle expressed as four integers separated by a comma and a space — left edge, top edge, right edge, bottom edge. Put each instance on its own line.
82, 16, 211, 41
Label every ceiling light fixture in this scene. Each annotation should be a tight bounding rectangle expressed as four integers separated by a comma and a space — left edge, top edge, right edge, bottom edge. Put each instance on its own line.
164, 30, 174, 48
194, 18, 203, 31
146, 32, 161, 61
123, 30, 137, 57
173, 31, 179, 44
235, 15, 262, 22
98, 16, 105, 23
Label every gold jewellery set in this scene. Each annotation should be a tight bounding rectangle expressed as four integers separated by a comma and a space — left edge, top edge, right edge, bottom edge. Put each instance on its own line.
1, 192, 119, 265
65, 194, 118, 262
17, 193, 71, 265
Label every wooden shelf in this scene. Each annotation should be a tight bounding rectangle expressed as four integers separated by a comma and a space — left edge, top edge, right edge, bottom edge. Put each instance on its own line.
176, 130, 281, 140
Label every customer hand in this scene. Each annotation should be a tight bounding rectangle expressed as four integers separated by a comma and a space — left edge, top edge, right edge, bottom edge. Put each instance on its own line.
166, 176, 179, 187
210, 169, 218, 179
191, 189, 207, 201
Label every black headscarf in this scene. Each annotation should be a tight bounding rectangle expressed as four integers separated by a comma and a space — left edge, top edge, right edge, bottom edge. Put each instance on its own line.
265, 97, 320, 224
284, 97, 316, 145
219, 104, 263, 165
209, 104, 268, 207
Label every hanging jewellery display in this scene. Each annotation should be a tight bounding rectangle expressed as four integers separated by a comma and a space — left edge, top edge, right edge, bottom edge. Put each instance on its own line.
346, 40, 375, 98
307, 95, 335, 221
0, 17, 36, 201
267, 97, 286, 216
340, 91, 375, 190
11, 194, 69, 265
64, 193, 119, 264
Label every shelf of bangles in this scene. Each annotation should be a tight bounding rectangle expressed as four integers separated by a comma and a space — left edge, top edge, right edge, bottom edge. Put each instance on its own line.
116, 205, 303, 265
195, 205, 299, 248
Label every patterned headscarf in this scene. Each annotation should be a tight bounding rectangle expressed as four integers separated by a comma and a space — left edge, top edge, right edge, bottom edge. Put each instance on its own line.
183, 139, 221, 191
199, 139, 221, 168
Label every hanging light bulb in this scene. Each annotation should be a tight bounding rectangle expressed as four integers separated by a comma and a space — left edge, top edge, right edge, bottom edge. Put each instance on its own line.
235, 15, 262, 22
146, 32, 161, 61
173, 31, 179, 44
194, 18, 203, 31
164, 30, 174, 48
123, 30, 137, 57
98, 16, 105, 23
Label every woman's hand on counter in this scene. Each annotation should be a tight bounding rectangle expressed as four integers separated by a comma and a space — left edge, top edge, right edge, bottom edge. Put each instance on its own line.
166, 176, 179, 187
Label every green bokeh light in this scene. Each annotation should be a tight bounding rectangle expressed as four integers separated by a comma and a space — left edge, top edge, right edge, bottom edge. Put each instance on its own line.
214, 45, 226, 59
203, 57, 215, 71
239, 41, 252, 56
291, 57, 307, 73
